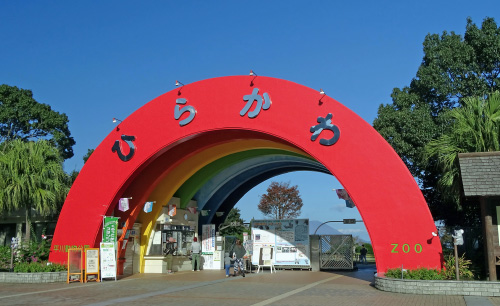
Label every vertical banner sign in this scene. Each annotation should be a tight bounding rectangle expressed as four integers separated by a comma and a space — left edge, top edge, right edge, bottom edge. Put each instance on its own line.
202, 224, 215, 253
102, 217, 119, 243
100, 242, 116, 280
201, 224, 216, 270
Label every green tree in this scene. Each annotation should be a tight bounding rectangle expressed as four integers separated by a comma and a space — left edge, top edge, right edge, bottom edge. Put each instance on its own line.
0, 84, 75, 159
258, 181, 303, 219
219, 208, 246, 238
65, 148, 95, 185
373, 17, 500, 226
83, 149, 94, 164
425, 92, 500, 207
0, 139, 69, 241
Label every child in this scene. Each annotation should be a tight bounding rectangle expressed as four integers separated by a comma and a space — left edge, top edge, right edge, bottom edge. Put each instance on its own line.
224, 252, 231, 277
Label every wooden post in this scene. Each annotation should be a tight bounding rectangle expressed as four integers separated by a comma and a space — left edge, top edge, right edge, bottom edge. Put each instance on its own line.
480, 196, 496, 281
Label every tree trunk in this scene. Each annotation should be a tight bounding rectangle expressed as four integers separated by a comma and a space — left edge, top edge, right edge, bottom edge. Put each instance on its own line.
25, 206, 31, 242
480, 197, 496, 281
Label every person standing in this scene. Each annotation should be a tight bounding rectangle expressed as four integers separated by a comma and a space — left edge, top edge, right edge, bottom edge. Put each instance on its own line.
164, 237, 176, 274
191, 237, 201, 271
224, 252, 232, 277
232, 239, 246, 277
359, 245, 368, 264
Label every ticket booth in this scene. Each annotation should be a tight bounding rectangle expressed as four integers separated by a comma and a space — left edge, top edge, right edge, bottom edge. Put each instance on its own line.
143, 198, 198, 273
459, 152, 500, 281
161, 226, 195, 256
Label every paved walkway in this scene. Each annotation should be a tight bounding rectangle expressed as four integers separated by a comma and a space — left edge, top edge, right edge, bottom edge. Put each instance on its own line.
0, 265, 499, 305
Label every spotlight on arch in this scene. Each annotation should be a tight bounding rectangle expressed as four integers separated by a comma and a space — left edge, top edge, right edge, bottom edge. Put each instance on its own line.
250, 70, 258, 86
319, 88, 326, 103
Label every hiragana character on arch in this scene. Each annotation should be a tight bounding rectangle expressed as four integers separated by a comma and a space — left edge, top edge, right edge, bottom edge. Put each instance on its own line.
310, 113, 340, 146
174, 98, 196, 126
240, 88, 271, 118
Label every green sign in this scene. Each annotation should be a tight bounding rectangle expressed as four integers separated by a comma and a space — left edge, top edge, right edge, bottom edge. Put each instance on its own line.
102, 217, 119, 243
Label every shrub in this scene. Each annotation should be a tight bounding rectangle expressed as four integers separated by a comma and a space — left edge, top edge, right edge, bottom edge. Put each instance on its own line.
385, 267, 444, 280
442, 253, 474, 280
14, 261, 66, 273
1, 238, 63, 272
406, 268, 444, 280
385, 254, 474, 280
384, 268, 403, 279
0, 246, 12, 270
16, 239, 51, 264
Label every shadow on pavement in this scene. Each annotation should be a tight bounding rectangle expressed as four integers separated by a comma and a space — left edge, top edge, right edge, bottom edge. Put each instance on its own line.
321, 263, 377, 285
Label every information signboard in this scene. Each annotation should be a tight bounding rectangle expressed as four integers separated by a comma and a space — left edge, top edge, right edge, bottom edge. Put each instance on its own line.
85, 248, 100, 282
100, 242, 116, 281
67, 248, 83, 283
251, 219, 310, 267
256, 247, 275, 273
202, 224, 218, 269
202, 224, 215, 253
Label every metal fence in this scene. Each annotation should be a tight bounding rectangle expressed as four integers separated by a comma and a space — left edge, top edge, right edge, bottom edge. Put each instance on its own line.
224, 236, 237, 256
319, 235, 354, 270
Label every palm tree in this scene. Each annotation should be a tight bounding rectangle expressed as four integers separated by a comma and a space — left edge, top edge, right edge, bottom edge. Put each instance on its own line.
0, 139, 69, 241
424, 91, 500, 207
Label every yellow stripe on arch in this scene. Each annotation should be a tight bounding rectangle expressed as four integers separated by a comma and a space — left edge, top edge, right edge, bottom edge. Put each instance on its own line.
136, 139, 310, 272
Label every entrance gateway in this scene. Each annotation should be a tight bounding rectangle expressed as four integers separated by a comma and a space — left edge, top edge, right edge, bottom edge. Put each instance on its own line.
49, 75, 443, 274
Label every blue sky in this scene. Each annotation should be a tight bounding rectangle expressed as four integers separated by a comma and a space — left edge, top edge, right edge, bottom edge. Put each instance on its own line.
2, 1, 499, 242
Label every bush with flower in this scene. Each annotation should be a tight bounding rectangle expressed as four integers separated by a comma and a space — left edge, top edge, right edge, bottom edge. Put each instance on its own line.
0, 235, 66, 272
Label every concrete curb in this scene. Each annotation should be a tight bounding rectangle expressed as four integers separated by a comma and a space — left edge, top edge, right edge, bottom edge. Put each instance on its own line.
375, 276, 500, 296
0, 272, 66, 283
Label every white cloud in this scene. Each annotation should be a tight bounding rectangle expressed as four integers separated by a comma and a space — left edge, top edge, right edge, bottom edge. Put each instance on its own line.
337, 228, 365, 234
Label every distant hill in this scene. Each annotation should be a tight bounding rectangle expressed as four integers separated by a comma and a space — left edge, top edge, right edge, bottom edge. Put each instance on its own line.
309, 220, 343, 235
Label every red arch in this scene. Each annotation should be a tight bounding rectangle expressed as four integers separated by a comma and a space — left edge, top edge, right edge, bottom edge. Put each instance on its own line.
50, 76, 442, 273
